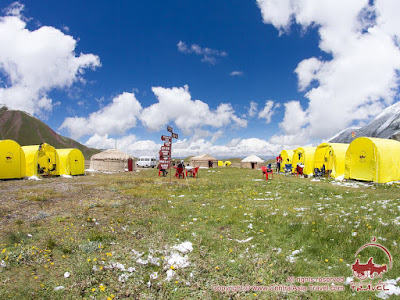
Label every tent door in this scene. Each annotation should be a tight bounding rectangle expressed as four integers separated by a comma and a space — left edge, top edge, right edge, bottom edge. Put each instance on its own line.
251, 162, 255, 169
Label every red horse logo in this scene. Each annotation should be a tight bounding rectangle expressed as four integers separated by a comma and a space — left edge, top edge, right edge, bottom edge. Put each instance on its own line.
351, 237, 392, 281
352, 257, 387, 280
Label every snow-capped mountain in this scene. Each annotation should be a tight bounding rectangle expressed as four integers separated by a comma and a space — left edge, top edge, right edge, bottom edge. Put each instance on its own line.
328, 101, 400, 143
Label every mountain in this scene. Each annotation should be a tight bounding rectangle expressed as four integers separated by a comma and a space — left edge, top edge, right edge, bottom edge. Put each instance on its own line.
328, 102, 400, 143
0, 106, 100, 159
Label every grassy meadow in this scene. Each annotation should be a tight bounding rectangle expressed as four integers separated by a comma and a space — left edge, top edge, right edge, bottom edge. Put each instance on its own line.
0, 167, 399, 299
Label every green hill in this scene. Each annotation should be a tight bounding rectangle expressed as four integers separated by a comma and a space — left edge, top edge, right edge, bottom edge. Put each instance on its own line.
0, 106, 100, 159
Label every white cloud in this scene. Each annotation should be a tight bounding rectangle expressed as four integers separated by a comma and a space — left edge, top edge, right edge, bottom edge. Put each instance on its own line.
60, 92, 142, 139
84, 132, 293, 159
248, 101, 258, 117
0, 3, 100, 116
230, 71, 243, 76
258, 100, 280, 123
177, 41, 227, 64
140, 85, 247, 134
85, 133, 161, 157
257, 0, 400, 143
173, 137, 292, 158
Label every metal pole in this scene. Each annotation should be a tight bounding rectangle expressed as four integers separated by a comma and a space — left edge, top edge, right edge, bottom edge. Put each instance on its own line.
169, 132, 172, 185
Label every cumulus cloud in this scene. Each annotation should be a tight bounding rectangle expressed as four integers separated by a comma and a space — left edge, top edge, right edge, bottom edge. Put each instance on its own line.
0, 2, 100, 116
258, 100, 280, 123
84, 132, 293, 158
172, 137, 292, 158
60, 92, 142, 139
257, 0, 400, 143
140, 85, 247, 134
177, 41, 227, 64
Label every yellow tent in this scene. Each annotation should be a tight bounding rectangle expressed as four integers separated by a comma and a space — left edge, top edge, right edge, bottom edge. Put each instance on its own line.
280, 150, 294, 172
218, 160, 224, 167
0, 140, 26, 179
292, 147, 316, 175
56, 149, 85, 175
224, 161, 231, 166
344, 137, 400, 183
314, 143, 349, 179
22, 143, 58, 177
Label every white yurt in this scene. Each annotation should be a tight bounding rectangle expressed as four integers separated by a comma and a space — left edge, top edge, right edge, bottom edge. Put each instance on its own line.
240, 155, 264, 169
89, 149, 135, 172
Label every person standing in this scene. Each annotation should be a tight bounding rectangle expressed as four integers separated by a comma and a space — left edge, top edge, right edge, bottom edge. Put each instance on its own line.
276, 154, 282, 173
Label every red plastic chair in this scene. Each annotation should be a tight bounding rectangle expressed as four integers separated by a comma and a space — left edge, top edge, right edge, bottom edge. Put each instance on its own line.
296, 165, 304, 177
191, 167, 199, 178
261, 166, 273, 180
175, 167, 185, 179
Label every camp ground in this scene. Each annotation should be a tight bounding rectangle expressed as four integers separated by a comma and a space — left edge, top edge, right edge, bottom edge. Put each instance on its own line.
313, 143, 349, 179
0, 139, 26, 180
291, 146, 316, 176
279, 149, 294, 172
344, 137, 400, 183
56, 149, 85, 176
22, 143, 58, 177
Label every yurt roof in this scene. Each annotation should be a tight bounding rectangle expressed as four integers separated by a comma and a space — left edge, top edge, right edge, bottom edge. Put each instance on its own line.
91, 149, 133, 161
241, 155, 264, 163
191, 153, 217, 160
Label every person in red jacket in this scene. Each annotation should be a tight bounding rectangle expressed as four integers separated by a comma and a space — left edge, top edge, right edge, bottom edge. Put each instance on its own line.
276, 154, 282, 173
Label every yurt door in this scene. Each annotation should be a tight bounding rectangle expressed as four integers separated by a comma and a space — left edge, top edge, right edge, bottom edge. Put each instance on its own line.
128, 158, 133, 172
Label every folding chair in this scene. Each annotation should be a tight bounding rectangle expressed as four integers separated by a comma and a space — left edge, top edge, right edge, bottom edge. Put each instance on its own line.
284, 164, 292, 175
314, 165, 325, 178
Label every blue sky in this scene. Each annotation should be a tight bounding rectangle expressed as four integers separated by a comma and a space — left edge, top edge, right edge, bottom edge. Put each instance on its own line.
1, 1, 400, 157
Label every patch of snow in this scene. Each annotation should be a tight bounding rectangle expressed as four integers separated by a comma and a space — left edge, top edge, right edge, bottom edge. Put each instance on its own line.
28, 176, 41, 181
64, 272, 70, 278
228, 237, 254, 243
247, 223, 253, 229
286, 248, 303, 263
54, 286, 65, 291
172, 242, 193, 254
345, 277, 354, 285
61, 175, 72, 178
0, 260, 6, 268
165, 252, 190, 269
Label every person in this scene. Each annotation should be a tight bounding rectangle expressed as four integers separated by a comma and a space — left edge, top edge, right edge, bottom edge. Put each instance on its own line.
158, 163, 168, 177
276, 154, 282, 173
177, 160, 185, 169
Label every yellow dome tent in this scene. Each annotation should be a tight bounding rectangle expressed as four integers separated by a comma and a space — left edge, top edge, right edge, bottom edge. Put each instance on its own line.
22, 143, 58, 177
0, 140, 26, 179
224, 161, 231, 166
345, 137, 400, 183
279, 150, 294, 172
56, 149, 85, 176
218, 160, 224, 167
314, 143, 349, 179
292, 147, 316, 176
